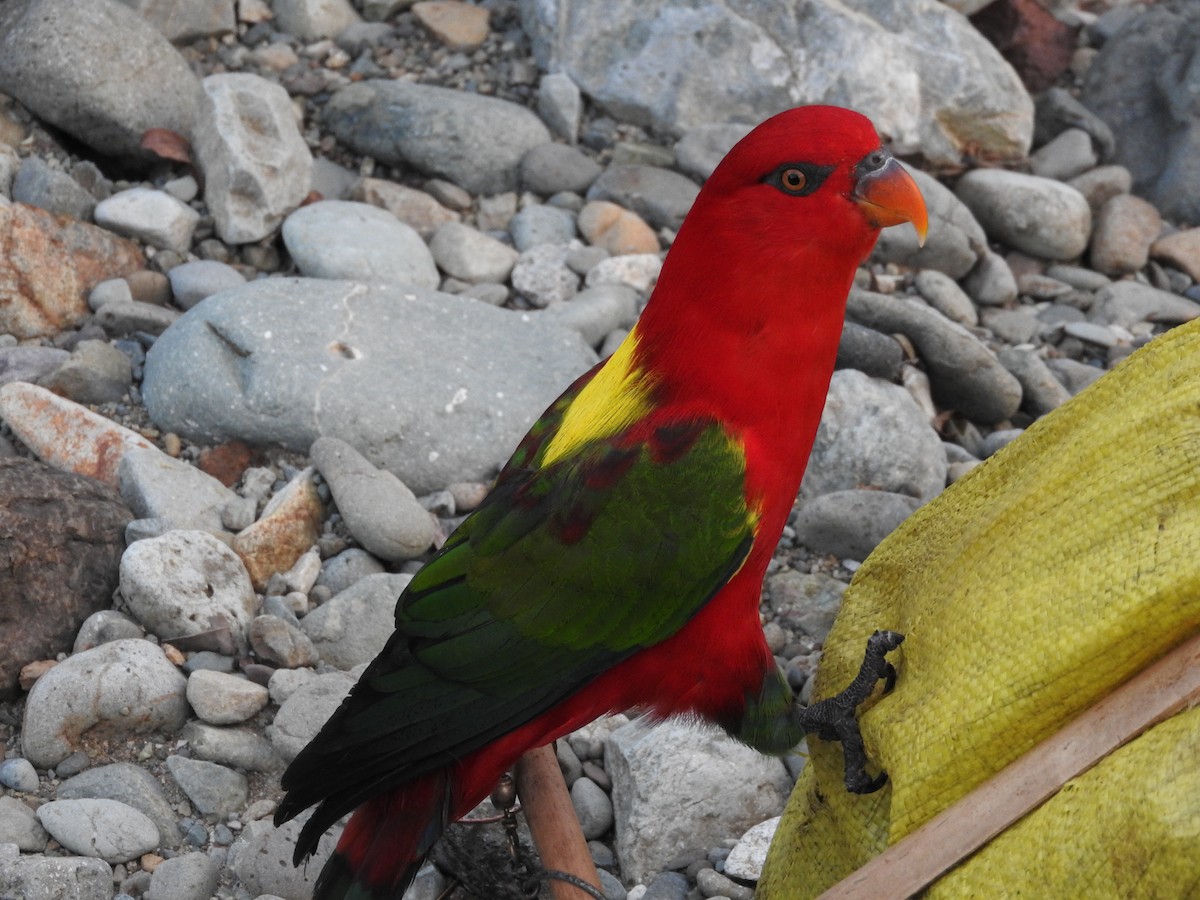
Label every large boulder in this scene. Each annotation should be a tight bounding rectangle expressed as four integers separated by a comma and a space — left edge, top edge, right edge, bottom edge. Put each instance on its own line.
1080, 0, 1200, 225
0, 0, 203, 158
519, 0, 1032, 165
142, 279, 597, 494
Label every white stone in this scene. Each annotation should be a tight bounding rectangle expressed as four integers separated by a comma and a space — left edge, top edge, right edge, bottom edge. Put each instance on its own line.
584, 253, 662, 293
119, 530, 259, 651
36, 799, 159, 864
186, 669, 270, 725
299, 572, 413, 670
194, 72, 314, 243
272, 0, 361, 40
429, 221, 519, 284
606, 720, 791, 884
723, 816, 780, 881
93, 187, 199, 254
21, 640, 187, 768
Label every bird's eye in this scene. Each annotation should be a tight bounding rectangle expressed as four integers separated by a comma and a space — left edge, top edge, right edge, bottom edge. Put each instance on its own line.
764, 162, 832, 197
780, 168, 807, 192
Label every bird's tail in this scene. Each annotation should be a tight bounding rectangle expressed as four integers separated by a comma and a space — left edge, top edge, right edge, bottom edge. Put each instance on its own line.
311, 770, 451, 900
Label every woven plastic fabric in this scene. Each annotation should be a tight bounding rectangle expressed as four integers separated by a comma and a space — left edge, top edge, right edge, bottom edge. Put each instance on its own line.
758, 318, 1200, 897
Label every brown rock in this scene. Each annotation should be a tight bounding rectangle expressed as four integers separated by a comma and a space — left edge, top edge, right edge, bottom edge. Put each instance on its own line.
232, 467, 323, 590
578, 200, 660, 256
1151, 228, 1200, 282
1089, 194, 1162, 275
0, 458, 132, 697
126, 269, 172, 306
411, 1, 489, 51
0, 202, 144, 338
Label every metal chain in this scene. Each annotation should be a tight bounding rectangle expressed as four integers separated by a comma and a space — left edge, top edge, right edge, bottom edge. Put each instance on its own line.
477, 773, 612, 900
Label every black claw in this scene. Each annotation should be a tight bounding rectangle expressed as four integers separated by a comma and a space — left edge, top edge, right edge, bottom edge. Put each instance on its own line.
881, 662, 898, 694
794, 629, 904, 794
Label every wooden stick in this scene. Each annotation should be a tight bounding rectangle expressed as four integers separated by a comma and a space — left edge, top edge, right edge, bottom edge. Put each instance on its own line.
514, 743, 605, 900
819, 630, 1200, 900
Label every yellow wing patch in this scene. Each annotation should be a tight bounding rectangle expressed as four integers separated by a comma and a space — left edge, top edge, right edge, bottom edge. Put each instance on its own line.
539, 327, 655, 468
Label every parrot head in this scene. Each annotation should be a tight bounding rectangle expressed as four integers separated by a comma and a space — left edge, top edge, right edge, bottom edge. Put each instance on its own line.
680, 105, 928, 278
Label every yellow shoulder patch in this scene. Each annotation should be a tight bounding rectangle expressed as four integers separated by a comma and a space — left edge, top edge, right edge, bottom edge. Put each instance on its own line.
539, 327, 654, 467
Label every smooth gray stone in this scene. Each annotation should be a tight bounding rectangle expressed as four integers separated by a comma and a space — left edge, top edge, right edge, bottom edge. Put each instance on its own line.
954, 169, 1092, 260
800, 369, 947, 504
164, 756, 247, 818
792, 489, 922, 561
11, 156, 96, 219
282, 201, 438, 287
519, 143, 600, 196
167, 260, 246, 311
145, 851, 220, 900
872, 167, 985, 279
997, 348, 1073, 416
310, 438, 434, 562
59, 763, 182, 849
142, 279, 596, 495
0, 0, 202, 158
847, 289, 1023, 424
325, 80, 550, 194
586, 164, 698, 231
37, 798, 159, 864
835, 320, 904, 380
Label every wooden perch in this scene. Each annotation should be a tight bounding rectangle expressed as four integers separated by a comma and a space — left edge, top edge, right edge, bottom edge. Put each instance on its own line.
514, 743, 605, 900
819, 630, 1200, 899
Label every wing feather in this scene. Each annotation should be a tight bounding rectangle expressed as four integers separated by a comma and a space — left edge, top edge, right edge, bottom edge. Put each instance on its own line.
278, 408, 756, 852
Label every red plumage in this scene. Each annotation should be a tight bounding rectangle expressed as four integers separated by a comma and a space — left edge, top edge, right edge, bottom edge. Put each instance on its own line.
276, 105, 926, 899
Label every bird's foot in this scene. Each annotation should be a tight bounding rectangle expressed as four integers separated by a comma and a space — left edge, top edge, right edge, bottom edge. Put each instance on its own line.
794, 629, 904, 794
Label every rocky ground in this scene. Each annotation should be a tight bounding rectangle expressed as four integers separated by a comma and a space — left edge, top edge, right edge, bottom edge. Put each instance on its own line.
1, 0, 1199, 899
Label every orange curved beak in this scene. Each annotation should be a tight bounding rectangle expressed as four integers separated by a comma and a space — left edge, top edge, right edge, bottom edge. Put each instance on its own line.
853, 155, 928, 247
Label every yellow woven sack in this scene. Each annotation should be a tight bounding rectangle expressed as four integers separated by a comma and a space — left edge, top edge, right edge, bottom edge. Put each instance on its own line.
758, 317, 1200, 897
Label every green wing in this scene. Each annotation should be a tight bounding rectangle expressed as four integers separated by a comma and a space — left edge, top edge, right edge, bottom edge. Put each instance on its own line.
280, 385, 755, 847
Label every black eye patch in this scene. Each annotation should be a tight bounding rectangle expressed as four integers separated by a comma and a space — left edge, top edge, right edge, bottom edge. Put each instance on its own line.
762, 162, 835, 197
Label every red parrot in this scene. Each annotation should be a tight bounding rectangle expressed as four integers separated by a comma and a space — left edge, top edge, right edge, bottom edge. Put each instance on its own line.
275, 105, 927, 899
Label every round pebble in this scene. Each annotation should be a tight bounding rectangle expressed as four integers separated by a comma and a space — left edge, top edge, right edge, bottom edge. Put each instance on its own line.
0, 758, 39, 793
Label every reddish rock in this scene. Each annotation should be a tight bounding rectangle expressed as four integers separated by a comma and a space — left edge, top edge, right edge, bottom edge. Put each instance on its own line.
0, 202, 144, 339
0, 381, 156, 488
197, 440, 258, 487
971, 0, 1078, 93
0, 458, 132, 697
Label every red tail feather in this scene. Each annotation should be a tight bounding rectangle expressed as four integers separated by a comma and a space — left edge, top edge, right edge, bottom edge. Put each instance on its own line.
316, 771, 450, 900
